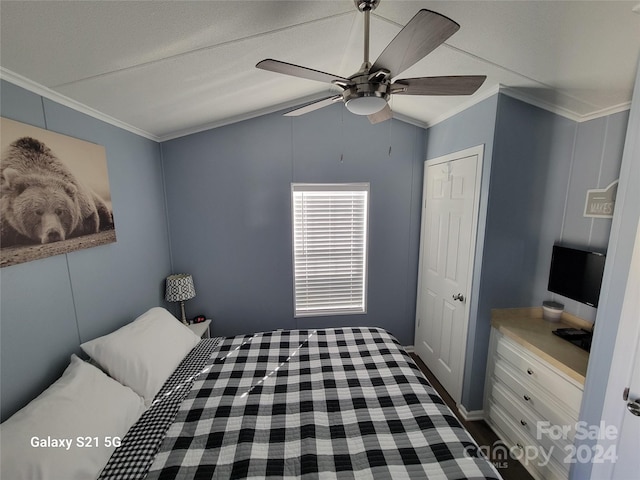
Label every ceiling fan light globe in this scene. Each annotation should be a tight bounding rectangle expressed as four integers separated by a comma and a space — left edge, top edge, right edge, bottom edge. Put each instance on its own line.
345, 95, 388, 115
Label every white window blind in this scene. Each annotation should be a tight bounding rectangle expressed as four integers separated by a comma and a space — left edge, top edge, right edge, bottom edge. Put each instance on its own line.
292, 183, 369, 317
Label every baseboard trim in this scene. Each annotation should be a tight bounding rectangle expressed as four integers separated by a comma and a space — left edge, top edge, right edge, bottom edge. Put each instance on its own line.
457, 404, 485, 421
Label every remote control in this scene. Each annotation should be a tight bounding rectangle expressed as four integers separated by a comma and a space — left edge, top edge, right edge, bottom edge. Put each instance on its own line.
554, 328, 590, 337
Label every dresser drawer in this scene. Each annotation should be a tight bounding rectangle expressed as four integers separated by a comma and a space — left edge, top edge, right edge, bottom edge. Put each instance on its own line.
495, 333, 583, 415
494, 360, 578, 435
488, 401, 568, 480
491, 381, 571, 469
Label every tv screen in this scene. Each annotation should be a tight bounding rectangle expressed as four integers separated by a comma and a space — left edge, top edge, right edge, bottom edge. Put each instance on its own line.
548, 245, 606, 307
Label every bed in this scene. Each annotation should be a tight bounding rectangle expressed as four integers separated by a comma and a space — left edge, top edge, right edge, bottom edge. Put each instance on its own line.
1, 309, 501, 479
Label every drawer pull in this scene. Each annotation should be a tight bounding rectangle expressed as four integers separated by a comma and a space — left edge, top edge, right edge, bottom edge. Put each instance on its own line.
527, 368, 534, 375
520, 419, 527, 426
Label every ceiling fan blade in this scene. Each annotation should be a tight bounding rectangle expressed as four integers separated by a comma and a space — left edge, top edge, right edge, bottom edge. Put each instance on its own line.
284, 96, 343, 117
368, 103, 393, 124
371, 10, 459, 77
391, 76, 486, 96
257, 59, 351, 86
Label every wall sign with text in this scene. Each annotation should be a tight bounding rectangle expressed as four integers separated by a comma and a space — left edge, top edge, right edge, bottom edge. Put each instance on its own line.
584, 180, 618, 218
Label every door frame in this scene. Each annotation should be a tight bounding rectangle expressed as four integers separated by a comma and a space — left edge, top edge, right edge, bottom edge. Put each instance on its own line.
415, 144, 484, 404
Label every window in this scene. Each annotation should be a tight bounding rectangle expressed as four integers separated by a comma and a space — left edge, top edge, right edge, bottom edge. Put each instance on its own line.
291, 183, 369, 317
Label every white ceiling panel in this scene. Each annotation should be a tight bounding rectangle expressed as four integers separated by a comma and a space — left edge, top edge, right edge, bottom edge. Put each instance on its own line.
1, 1, 639, 139
0, 1, 353, 87
53, 13, 357, 137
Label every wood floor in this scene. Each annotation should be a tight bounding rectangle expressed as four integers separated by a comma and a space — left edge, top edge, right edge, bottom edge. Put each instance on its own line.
410, 353, 534, 480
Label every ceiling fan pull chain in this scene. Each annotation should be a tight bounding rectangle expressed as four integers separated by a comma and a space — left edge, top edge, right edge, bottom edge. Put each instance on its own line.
388, 108, 392, 156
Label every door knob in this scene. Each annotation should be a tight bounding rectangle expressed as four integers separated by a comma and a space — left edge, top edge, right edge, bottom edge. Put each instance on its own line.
622, 388, 640, 416
452, 293, 465, 302
628, 399, 640, 417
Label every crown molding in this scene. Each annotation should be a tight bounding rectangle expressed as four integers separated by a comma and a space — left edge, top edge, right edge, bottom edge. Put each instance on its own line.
3, 67, 630, 143
158, 92, 335, 141
0, 68, 159, 141
499, 85, 631, 123
426, 83, 631, 129
389, 112, 428, 130
573, 102, 632, 122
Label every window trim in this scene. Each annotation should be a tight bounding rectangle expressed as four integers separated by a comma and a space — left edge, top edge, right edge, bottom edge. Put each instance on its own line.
291, 183, 370, 318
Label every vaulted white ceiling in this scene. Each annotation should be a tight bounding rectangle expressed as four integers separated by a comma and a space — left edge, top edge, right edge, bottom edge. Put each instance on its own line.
1, 1, 639, 141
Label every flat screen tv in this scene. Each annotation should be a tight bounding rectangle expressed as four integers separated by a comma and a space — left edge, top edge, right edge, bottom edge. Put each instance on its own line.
548, 245, 606, 307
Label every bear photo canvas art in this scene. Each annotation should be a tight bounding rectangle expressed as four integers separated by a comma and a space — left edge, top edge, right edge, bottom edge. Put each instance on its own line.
0, 117, 116, 267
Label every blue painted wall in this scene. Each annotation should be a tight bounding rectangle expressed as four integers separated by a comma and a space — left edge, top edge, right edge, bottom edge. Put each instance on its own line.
161, 103, 425, 345
549, 111, 629, 322
491, 100, 628, 325
424, 93, 628, 411
0, 80, 172, 421
423, 94, 498, 411
465, 94, 577, 412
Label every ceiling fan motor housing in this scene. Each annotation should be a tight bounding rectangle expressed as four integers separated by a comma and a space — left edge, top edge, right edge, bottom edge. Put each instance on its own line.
343, 71, 390, 115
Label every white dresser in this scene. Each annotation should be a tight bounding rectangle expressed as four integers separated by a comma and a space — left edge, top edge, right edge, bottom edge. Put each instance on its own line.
484, 309, 590, 480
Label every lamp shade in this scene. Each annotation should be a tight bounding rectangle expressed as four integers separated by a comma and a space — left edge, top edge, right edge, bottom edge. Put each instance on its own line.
165, 274, 196, 302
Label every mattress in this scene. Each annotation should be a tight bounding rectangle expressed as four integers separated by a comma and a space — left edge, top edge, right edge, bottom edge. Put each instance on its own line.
101, 327, 501, 479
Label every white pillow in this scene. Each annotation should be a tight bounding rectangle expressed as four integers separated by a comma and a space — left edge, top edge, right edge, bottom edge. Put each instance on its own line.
0, 355, 145, 480
81, 307, 200, 405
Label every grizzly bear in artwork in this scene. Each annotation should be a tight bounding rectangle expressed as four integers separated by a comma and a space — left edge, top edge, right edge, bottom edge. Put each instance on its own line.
0, 137, 113, 246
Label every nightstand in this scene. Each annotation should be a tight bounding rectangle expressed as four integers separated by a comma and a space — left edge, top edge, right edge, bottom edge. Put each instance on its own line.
188, 319, 211, 339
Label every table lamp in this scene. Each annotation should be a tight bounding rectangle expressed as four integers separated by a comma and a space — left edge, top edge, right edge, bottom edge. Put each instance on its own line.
165, 273, 196, 325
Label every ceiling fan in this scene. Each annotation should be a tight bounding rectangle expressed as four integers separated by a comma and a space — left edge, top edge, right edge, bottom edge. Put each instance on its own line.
256, 0, 486, 124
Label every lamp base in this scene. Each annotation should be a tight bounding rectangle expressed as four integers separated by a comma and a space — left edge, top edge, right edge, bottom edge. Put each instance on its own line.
179, 301, 189, 325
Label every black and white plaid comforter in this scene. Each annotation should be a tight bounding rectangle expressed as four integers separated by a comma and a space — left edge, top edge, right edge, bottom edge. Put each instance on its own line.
142, 327, 500, 479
